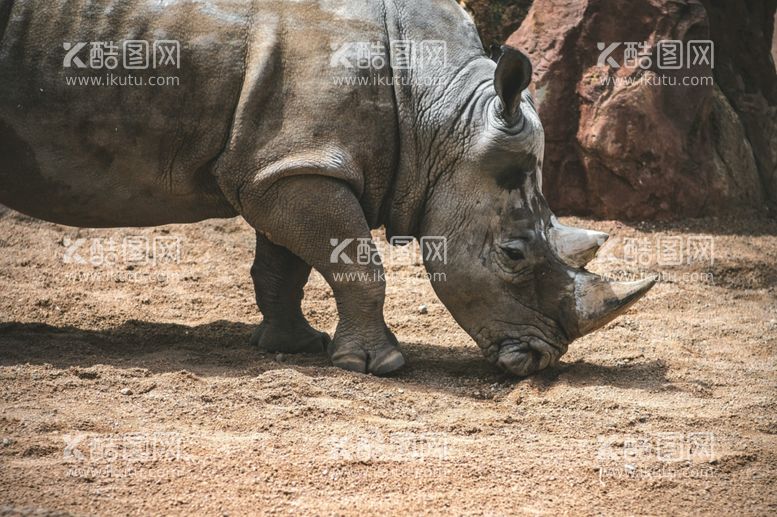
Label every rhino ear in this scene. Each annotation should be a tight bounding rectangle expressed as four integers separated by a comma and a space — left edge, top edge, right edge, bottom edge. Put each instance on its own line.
494, 46, 533, 123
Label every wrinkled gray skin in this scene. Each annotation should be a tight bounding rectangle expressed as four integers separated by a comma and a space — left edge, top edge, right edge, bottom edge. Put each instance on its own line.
0, 0, 654, 376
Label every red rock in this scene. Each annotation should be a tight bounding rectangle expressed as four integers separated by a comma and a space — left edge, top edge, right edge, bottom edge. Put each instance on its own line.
507, 0, 776, 219
460, 0, 532, 47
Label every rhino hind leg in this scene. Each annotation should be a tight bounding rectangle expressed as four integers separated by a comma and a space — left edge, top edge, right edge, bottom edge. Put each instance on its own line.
249, 232, 330, 354
239, 175, 404, 376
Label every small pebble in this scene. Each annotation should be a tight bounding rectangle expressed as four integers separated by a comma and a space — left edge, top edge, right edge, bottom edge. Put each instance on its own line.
2, 438, 12, 446
418, 304, 428, 315
120, 388, 133, 396
276, 353, 286, 362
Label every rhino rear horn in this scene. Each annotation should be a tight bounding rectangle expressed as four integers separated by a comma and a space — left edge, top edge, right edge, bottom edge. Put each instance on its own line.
548, 218, 609, 268
493, 45, 532, 123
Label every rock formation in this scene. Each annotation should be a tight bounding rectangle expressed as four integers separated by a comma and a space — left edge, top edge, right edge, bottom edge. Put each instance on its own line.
462, 0, 777, 219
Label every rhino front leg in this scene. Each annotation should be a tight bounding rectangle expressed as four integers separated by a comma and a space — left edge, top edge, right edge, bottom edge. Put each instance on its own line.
249, 232, 330, 354
240, 176, 405, 376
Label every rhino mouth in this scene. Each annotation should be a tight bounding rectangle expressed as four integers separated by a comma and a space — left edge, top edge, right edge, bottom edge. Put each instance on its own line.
493, 336, 567, 377
475, 326, 568, 377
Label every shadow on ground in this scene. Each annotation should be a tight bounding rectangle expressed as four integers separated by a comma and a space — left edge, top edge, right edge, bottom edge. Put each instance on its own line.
0, 320, 673, 396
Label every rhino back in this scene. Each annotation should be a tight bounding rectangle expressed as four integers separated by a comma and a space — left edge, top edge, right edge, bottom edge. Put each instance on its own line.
0, 0, 402, 228
0, 0, 252, 226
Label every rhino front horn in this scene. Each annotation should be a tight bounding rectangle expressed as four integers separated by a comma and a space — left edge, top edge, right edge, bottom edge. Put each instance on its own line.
571, 273, 656, 337
548, 218, 609, 267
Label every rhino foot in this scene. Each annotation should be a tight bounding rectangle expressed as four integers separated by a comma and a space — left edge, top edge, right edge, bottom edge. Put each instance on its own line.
250, 321, 330, 354
327, 329, 405, 376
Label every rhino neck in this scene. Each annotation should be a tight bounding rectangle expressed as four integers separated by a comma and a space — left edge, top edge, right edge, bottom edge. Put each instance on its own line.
381, 0, 496, 239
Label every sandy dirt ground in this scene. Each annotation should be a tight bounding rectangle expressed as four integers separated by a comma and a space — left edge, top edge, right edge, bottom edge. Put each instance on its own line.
0, 208, 775, 516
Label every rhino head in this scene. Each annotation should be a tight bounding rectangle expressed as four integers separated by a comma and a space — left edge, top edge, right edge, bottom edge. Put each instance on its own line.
419, 46, 655, 376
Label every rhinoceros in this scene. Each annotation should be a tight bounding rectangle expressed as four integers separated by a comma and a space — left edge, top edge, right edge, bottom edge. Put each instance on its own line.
0, 0, 654, 376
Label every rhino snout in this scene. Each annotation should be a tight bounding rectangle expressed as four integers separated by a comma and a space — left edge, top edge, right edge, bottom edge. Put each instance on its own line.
495, 337, 565, 377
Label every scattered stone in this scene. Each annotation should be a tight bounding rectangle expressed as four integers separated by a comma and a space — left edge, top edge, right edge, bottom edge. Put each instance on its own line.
276, 353, 286, 362
72, 368, 99, 380
137, 382, 157, 394
120, 388, 133, 396
418, 304, 428, 314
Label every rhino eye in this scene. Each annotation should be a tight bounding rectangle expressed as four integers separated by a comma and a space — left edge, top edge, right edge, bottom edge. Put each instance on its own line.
500, 240, 528, 261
